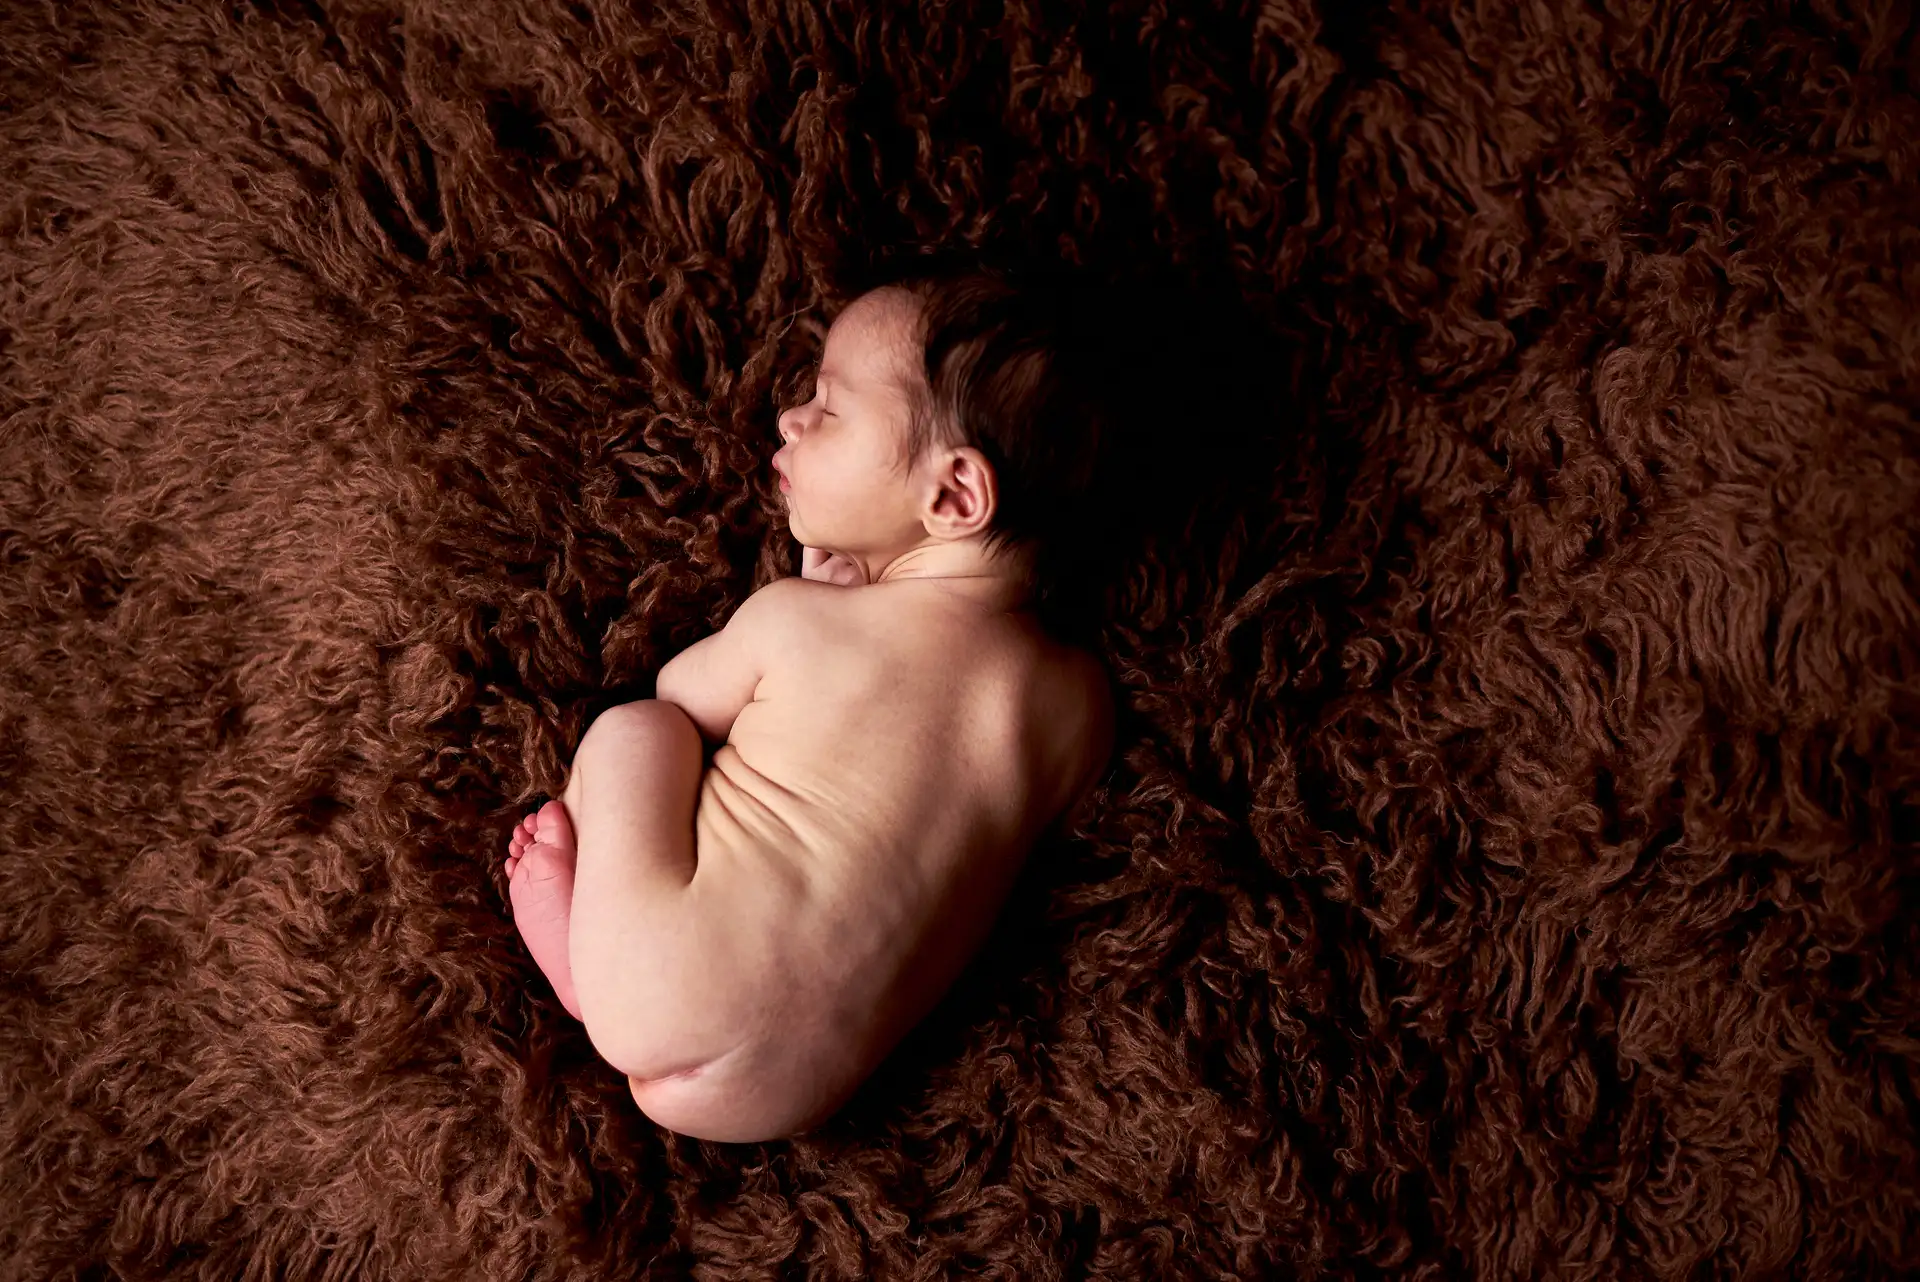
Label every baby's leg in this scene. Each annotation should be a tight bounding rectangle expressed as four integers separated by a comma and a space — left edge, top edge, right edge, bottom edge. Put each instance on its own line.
543, 700, 740, 1087
505, 702, 703, 1021
565, 701, 700, 1029
506, 702, 737, 1090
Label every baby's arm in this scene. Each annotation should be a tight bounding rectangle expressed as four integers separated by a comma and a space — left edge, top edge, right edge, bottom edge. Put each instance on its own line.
653, 580, 793, 745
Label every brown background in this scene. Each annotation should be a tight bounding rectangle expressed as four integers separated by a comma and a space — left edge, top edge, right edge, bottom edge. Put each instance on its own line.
2, 0, 1915, 1278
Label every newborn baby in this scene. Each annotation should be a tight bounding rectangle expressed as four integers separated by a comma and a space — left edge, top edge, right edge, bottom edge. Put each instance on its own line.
502, 263, 1116, 1142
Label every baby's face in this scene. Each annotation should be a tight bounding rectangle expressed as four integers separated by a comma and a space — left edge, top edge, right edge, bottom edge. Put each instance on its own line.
773, 290, 927, 552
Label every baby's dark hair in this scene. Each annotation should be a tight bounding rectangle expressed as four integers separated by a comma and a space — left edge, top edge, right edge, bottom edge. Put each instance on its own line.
837, 248, 1130, 640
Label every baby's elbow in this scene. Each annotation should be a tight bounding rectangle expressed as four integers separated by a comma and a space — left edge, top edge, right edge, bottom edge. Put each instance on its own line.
648, 687, 728, 748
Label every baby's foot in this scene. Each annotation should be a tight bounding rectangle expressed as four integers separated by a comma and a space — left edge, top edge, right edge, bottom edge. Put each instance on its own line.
505, 799, 582, 1020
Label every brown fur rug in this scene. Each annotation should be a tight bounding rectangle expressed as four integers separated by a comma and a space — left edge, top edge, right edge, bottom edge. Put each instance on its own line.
3, 0, 1917, 1277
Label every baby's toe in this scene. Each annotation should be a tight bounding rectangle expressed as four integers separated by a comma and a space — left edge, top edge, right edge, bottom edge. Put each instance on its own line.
532, 798, 574, 848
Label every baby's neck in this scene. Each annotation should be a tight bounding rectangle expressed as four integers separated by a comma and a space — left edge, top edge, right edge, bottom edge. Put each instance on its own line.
877, 573, 1032, 616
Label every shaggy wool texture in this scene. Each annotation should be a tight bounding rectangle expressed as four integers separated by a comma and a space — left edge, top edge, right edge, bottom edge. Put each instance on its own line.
3, 0, 1917, 1277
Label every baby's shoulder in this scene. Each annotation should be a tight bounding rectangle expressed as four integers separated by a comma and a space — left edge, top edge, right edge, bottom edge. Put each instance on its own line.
740, 575, 833, 641
739, 576, 875, 680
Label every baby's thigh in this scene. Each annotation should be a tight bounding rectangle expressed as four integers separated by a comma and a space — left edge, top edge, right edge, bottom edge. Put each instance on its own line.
572, 854, 755, 1084
566, 699, 706, 892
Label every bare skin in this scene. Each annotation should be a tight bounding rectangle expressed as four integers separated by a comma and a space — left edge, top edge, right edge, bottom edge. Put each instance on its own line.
503, 286, 1115, 1140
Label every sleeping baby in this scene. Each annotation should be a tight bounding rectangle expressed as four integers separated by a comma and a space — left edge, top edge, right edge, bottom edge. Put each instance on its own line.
501, 256, 1117, 1142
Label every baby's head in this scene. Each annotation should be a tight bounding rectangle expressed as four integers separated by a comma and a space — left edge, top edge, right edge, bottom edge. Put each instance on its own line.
774, 251, 1115, 622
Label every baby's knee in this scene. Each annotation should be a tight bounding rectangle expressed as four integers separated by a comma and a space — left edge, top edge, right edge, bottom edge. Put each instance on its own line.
584, 698, 700, 751
572, 699, 704, 792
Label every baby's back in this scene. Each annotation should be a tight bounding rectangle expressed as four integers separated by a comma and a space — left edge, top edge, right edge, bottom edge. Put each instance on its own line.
690, 577, 1112, 1112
